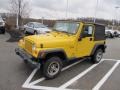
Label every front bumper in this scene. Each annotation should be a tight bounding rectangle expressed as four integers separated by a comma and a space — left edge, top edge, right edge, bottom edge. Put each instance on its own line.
15, 48, 41, 68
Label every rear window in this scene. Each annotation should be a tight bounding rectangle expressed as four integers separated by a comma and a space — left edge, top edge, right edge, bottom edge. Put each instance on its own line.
94, 24, 105, 41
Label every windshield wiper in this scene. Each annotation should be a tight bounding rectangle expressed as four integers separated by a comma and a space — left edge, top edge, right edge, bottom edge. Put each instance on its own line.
52, 29, 71, 35
52, 29, 61, 34
60, 31, 68, 33
59, 31, 72, 36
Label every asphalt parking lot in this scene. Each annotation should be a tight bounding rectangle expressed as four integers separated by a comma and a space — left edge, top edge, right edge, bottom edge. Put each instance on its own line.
0, 33, 120, 90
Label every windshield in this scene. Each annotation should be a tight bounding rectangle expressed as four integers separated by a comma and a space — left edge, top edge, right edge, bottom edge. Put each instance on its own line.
53, 22, 80, 34
34, 23, 47, 28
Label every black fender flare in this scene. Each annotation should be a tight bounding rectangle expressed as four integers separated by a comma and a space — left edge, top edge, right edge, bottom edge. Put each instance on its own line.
38, 49, 68, 60
90, 44, 106, 56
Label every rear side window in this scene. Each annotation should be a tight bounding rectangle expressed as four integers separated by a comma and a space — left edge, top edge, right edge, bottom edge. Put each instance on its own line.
27, 23, 34, 28
94, 24, 105, 41
27, 23, 31, 27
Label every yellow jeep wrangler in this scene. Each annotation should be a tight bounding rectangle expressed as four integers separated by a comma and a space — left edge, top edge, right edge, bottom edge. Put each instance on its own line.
15, 21, 106, 79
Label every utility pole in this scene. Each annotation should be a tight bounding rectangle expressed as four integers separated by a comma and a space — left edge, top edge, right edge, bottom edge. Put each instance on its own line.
94, 0, 99, 23
112, 6, 120, 30
115, 6, 120, 30
41, 17, 44, 24
66, 0, 69, 19
16, 12, 18, 29
16, 0, 21, 30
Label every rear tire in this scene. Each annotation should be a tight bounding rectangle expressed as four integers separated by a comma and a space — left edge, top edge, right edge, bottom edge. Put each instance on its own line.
24, 31, 27, 34
43, 57, 62, 79
91, 49, 103, 64
34, 31, 38, 35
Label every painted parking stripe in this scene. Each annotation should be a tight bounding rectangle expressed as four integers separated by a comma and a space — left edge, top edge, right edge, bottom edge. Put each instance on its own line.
92, 61, 120, 90
100, 62, 120, 90
22, 59, 85, 87
35, 60, 93, 87
59, 60, 104, 89
25, 85, 72, 90
29, 59, 84, 86
22, 68, 39, 87
103, 59, 120, 62
67, 60, 116, 89
23, 59, 119, 90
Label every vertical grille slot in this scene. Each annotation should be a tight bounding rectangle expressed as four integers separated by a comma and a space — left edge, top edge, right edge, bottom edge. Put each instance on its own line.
25, 40, 32, 53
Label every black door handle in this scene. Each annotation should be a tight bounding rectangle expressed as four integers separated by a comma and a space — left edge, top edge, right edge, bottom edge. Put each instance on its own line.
90, 38, 93, 41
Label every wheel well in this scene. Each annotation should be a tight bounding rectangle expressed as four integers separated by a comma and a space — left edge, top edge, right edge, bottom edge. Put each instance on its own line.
44, 52, 67, 62
91, 44, 105, 56
34, 30, 37, 33
96, 45, 105, 52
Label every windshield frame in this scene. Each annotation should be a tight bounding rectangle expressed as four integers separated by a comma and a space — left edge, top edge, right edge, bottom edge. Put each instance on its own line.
53, 21, 80, 35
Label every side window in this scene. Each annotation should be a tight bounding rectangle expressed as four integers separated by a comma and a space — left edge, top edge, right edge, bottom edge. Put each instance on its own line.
83, 25, 93, 37
27, 23, 30, 27
29, 23, 34, 28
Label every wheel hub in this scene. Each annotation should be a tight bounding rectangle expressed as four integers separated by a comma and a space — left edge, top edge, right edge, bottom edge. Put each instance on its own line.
96, 51, 103, 62
47, 62, 60, 76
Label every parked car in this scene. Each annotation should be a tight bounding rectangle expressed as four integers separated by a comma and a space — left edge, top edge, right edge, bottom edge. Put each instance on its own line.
15, 21, 106, 79
24, 22, 51, 34
114, 30, 120, 37
105, 29, 115, 38
0, 16, 5, 34
117, 30, 120, 37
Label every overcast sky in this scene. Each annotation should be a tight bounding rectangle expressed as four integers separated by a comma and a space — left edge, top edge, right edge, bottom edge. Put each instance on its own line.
0, 0, 120, 20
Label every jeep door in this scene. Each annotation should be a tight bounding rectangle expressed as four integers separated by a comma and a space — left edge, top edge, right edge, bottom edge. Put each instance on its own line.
76, 24, 95, 57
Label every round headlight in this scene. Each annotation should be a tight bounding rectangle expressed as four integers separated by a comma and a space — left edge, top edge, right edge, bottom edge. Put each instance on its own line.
32, 44, 36, 51
20, 39, 25, 44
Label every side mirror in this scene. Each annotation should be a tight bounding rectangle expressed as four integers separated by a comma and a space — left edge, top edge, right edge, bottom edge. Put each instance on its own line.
78, 36, 82, 41
78, 34, 87, 41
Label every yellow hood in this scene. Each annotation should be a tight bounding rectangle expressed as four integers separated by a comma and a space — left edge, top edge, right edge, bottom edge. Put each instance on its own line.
24, 33, 76, 48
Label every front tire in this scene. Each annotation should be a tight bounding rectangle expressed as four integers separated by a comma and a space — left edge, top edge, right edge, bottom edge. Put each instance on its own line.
43, 57, 62, 79
91, 49, 103, 64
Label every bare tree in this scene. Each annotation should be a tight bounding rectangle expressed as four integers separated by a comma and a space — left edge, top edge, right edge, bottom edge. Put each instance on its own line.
9, 0, 31, 27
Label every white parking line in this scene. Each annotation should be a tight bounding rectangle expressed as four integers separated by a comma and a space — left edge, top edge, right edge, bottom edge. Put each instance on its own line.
22, 68, 39, 87
61, 60, 84, 71
29, 77, 45, 86
23, 59, 85, 87
59, 60, 104, 89
103, 58, 120, 62
29, 59, 84, 86
23, 59, 120, 90
92, 61, 120, 90
25, 85, 72, 90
